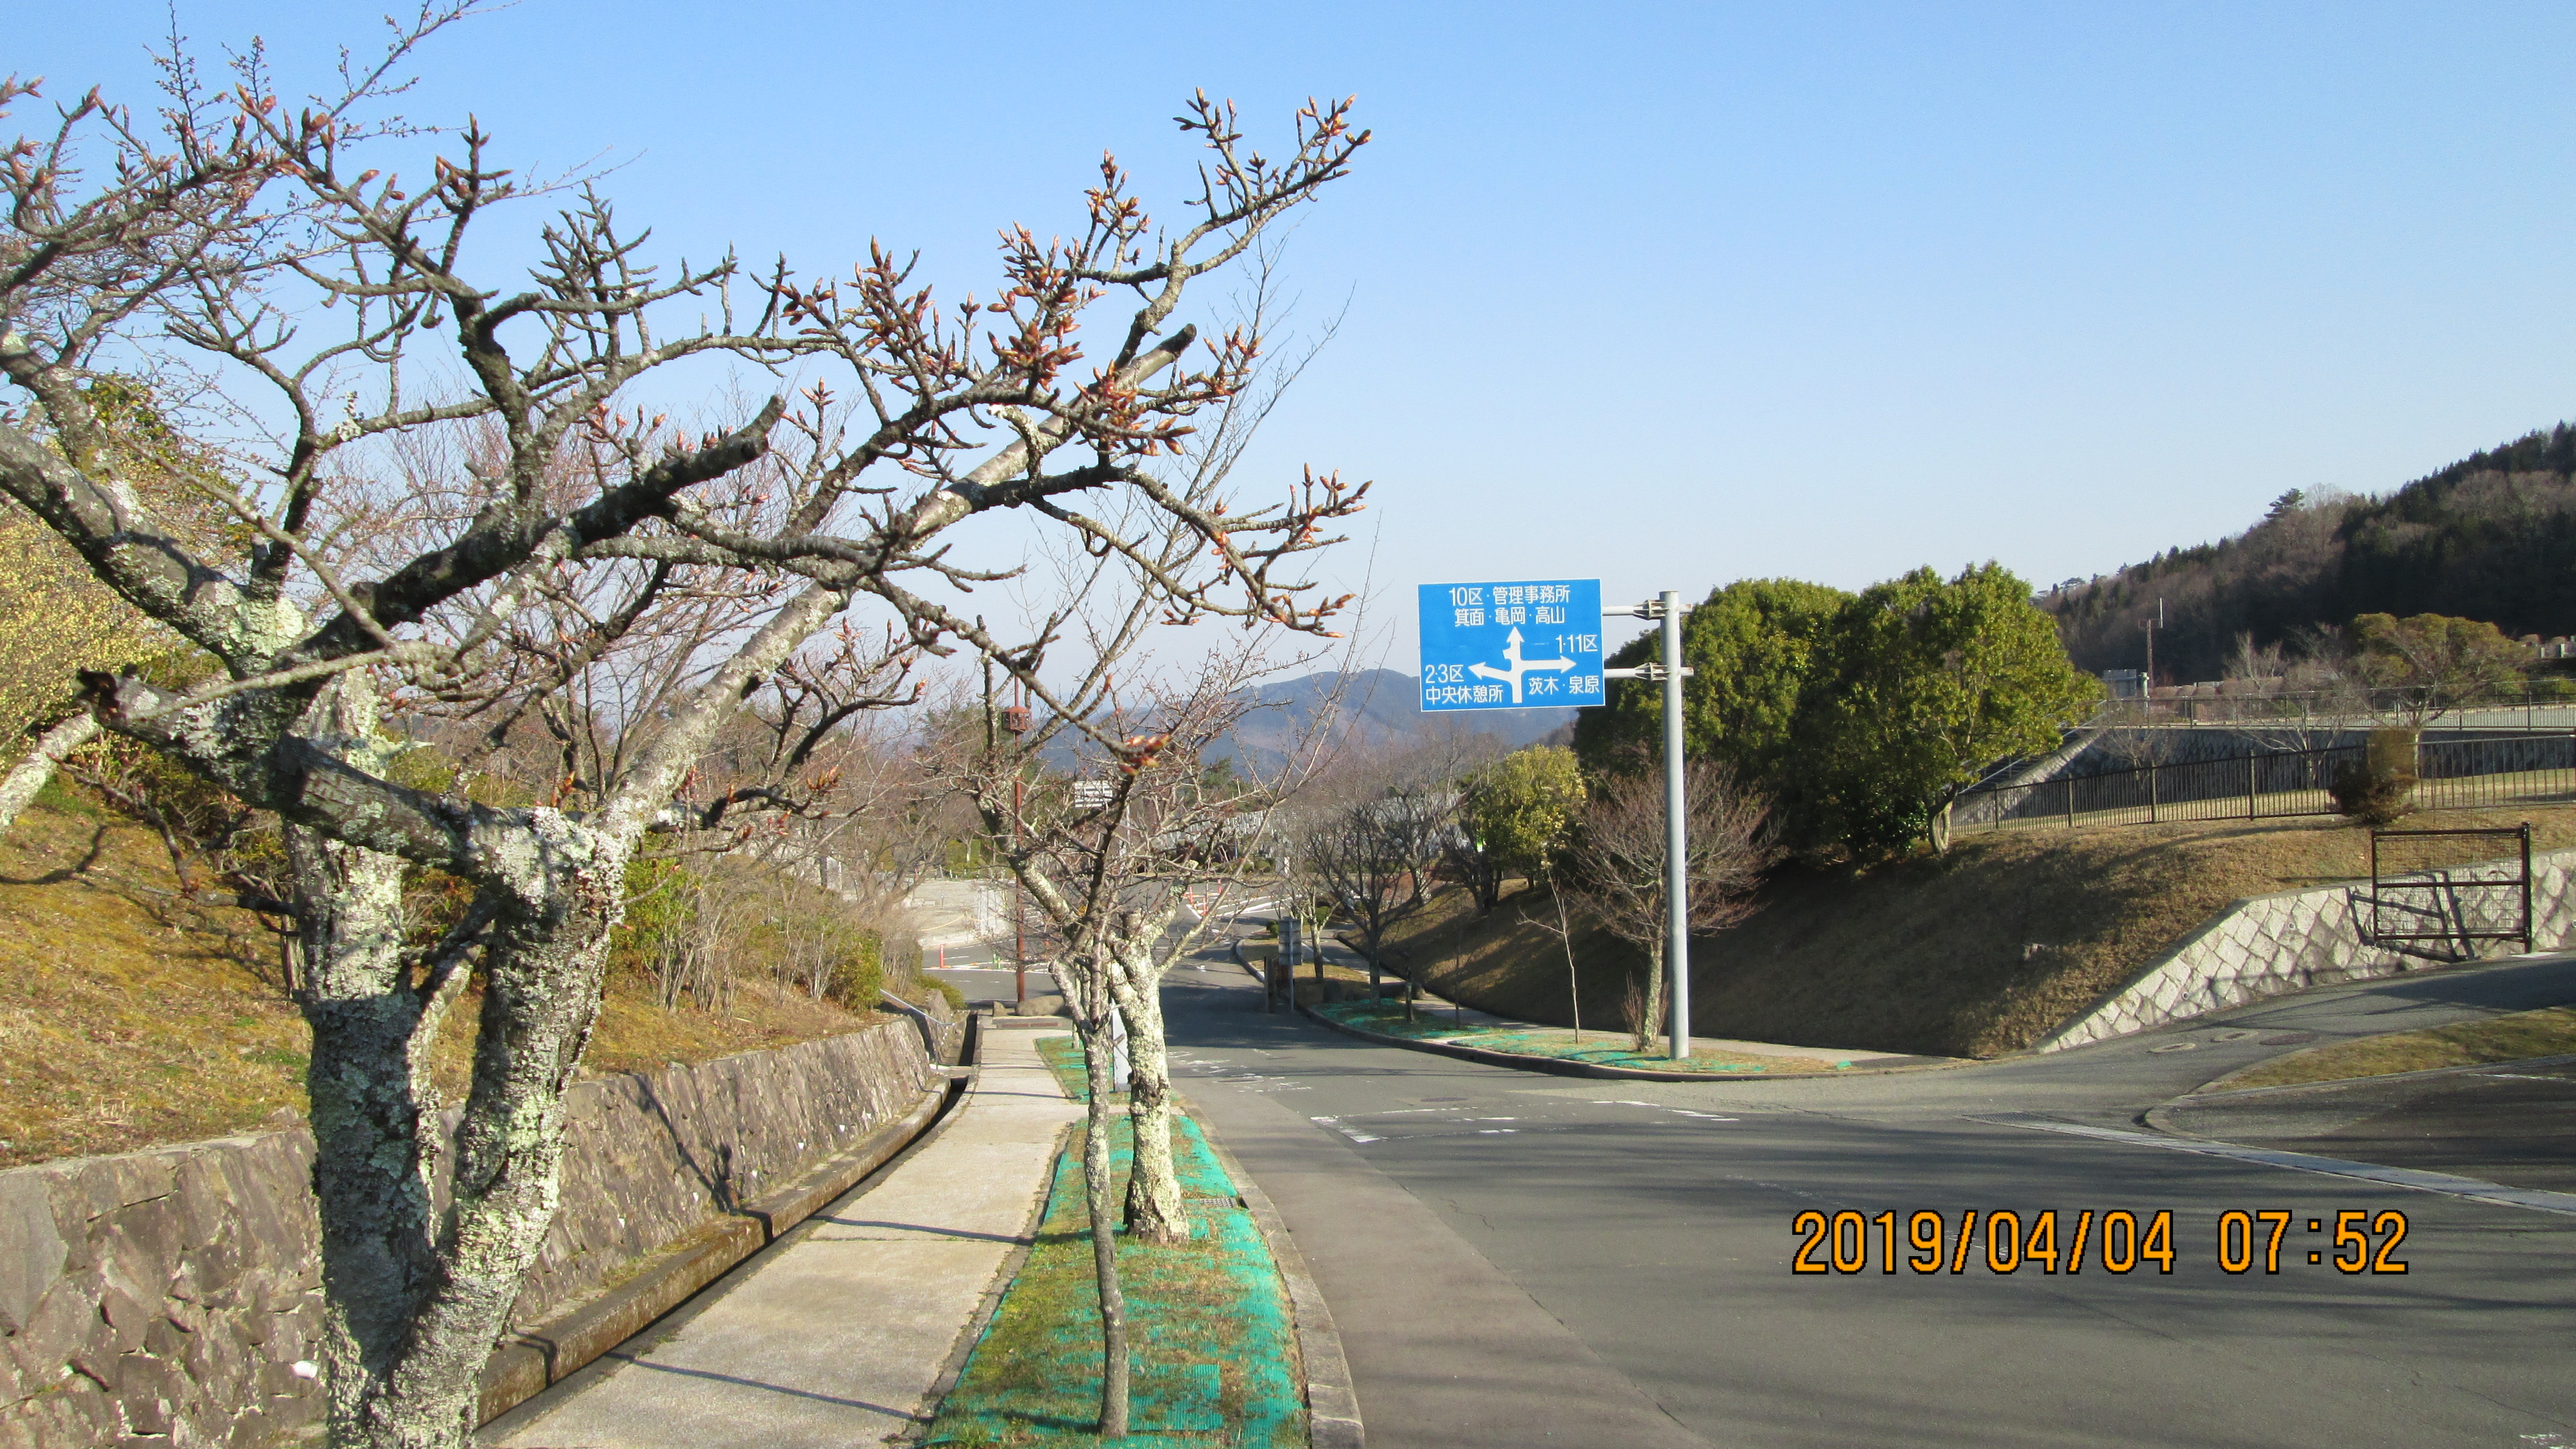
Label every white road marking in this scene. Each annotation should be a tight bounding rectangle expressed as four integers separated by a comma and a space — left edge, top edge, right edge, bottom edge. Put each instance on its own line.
1972, 1113, 2576, 1218
1310, 1115, 1381, 1145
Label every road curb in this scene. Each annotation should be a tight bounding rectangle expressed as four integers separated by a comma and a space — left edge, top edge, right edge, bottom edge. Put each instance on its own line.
1181, 1092, 1365, 1449
2177, 1048, 2576, 1106
1293, 1001, 1969, 1082
2143, 1050, 2576, 1139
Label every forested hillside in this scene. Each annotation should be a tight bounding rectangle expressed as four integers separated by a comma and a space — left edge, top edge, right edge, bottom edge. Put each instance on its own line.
2048, 423, 2576, 680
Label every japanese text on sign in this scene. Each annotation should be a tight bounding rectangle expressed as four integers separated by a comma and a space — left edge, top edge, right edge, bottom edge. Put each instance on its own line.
1417, 578, 1604, 712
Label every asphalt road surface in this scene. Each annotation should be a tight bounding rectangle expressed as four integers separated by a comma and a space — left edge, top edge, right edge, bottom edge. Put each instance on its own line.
1163, 946, 2576, 1448
927, 932, 1241, 1007
922, 941, 1057, 1006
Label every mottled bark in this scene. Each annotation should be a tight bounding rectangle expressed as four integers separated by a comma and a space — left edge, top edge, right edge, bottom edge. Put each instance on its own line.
1112, 962, 1187, 1246
1630, 943, 1666, 1055
277, 677, 624, 1448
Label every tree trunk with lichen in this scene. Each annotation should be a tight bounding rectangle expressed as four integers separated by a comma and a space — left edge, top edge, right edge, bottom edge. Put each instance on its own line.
1072, 966, 1131, 1439
301, 852, 623, 1447
0, 711, 98, 836
278, 680, 626, 1448
1629, 942, 1666, 1055
1110, 955, 1187, 1246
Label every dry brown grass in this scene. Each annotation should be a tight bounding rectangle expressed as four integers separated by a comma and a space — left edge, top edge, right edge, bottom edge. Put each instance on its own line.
1368, 803, 2576, 1060
2204, 1005, 2576, 1092
0, 791, 883, 1168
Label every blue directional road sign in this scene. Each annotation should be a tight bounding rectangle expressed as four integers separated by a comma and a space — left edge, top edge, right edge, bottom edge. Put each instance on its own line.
1417, 579, 1604, 712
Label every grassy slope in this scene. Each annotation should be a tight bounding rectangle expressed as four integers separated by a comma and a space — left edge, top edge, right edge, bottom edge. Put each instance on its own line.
0, 791, 886, 1169
1372, 803, 2576, 1060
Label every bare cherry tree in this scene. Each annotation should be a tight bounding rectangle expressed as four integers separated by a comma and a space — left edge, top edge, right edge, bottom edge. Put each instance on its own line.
0, 10, 1365, 1443
938, 626, 1341, 1436
924, 291, 1357, 1429
1292, 729, 1490, 993
1562, 756, 1773, 1054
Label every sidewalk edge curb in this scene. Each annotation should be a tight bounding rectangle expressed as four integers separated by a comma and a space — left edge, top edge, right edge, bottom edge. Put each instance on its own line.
1181, 1091, 1365, 1449
897, 1113, 1077, 1445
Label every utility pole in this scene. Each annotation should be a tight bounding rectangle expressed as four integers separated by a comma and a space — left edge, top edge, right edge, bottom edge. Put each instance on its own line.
2141, 596, 2163, 716
1605, 590, 1695, 1060
1000, 676, 1032, 1007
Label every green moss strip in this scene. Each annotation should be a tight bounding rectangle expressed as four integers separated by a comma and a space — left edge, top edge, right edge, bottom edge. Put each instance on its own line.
1311, 1000, 1852, 1073
927, 1041, 1303, 1446
1035, 1033, 1100, 1101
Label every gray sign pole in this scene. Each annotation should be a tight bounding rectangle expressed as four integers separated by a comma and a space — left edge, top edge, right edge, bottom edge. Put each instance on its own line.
1659, 589, 1689, 1062
1607, 593, 1694, 1060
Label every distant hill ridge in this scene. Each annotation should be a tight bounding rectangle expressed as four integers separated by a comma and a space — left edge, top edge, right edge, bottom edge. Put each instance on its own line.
1031, 667, 1576, 774
2045, 420, 2576, 681
1220, 667, 1575, 768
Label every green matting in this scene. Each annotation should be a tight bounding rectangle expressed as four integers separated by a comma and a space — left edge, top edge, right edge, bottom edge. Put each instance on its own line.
1311, 999, 1854, 1073
924, 1036, 1304, 1446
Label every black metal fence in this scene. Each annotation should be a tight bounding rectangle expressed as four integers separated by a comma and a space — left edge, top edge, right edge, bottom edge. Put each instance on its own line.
2092, 684, 2576, 728
1959, 732, 2576, 831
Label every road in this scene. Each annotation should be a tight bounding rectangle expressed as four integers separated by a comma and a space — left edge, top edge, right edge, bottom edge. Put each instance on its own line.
922, 941, 1057, 1006
1162, 945, 2576, 1448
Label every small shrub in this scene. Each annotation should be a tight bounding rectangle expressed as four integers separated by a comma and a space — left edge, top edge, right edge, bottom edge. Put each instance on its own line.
823, 935, 886, 1009
2331, 761, 2414, 826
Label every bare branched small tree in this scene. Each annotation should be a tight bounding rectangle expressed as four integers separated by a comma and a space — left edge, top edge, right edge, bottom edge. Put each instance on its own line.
1564, 757, 1773, 1054
0, 9, 1364, 1442
1296, 776, 1443, 996
939, 640, 1332, 1437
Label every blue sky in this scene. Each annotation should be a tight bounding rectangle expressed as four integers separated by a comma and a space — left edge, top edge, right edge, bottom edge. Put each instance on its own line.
21, 2, 2576, 667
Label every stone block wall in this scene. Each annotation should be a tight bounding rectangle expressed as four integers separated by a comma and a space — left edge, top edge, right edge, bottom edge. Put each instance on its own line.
509, 1019, 940, 1328
0, 1127, 321, 1449
0, 1017, 939, 1447
2035, 846, 2576, 1052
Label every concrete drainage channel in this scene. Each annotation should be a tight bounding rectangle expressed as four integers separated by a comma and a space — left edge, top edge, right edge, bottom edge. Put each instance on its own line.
475, 1014, 984, 1431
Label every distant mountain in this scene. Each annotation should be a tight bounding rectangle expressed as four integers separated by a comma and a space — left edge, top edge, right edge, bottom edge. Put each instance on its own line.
2044, 422, 2576, 681
1027, 667, 1576, 776
1219, 667, 1578, 771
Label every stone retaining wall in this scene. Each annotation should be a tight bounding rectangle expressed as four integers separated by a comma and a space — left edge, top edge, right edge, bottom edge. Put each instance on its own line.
0, 1017, 940, 1447
2035, 846, 2576, 1052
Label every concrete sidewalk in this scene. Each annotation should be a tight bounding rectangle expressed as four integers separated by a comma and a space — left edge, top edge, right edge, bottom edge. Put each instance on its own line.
485, 1027, 1079, 1448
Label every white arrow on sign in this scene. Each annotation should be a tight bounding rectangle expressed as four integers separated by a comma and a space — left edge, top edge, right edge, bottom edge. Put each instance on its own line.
1468, 626, 1575, 704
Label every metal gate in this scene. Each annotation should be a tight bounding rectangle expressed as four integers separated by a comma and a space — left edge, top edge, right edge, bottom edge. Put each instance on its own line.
2357, 823, 2534, 962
